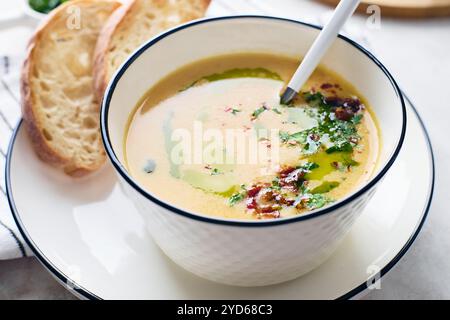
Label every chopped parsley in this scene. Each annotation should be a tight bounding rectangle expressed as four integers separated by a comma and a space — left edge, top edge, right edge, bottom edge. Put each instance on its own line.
279, 91, 362, 156
228, 186, 247, 206
352, 114, 363, 125
305, 193, 332, 210
272, 107, 282, 115
231, 108, 241, 115
251, 105, 268, 120
210, 168, 223, 176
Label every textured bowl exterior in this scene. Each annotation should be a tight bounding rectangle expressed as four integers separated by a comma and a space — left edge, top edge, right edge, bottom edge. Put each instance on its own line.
120, 175, 377, 286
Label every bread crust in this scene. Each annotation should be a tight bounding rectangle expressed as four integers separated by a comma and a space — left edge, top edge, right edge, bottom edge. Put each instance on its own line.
21, 0, 120, 177
93, 0, 137, 103
93, 0, 211, 102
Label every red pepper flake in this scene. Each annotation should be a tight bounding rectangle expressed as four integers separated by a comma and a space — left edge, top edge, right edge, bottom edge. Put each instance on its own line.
224, 107, 232, 112
320, 83, 333, 90
247, 185, 262, 198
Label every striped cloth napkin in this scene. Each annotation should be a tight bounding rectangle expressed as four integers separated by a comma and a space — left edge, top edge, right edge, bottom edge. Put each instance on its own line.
0, 0, 371, 260
0, 53, 29, 259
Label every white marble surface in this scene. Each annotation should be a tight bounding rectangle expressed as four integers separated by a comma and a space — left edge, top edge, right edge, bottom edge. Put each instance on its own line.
0, 0, 449, 299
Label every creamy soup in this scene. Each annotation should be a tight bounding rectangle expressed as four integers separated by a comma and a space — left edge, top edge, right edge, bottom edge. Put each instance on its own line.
125, 53, 380, 220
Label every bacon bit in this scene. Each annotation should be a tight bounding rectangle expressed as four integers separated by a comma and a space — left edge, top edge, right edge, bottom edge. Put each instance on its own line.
279, 197, 295, 206
324, 96, 340, 106
310, 133, 320, 142
279, 166, 296, 177
247, 185, 262, 198
257, 210, 281, 219
349, 137, 359, 144
335, 106, 354, 121
320, 83, 333, 90
325, 96, 362, 114
246, 197, 258, 210
258, 188, 276, 203
279, 167, 305, 191
259, 204, 281, 213
331, 161, 339, 169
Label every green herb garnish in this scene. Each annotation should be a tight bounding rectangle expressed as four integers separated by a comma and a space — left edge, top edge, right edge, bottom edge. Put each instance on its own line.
231, 108, 241, 115
299, 162, 319, 172
251, 105, 268, 120
352, 114, 363, 125
229, 188, 247, 206
29, 0, 69, 14
306, 193, 333, 209
272, 107, 282, 115
210, 168, 223, 176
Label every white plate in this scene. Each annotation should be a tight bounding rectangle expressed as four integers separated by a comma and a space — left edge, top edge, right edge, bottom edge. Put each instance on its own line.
5, 96, 434, 300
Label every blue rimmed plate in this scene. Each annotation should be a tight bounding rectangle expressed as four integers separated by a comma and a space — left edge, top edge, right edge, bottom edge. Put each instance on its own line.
5, 96, 433, 300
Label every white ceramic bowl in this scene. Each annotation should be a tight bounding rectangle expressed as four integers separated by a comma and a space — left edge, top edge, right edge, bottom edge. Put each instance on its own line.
101, 16, 406, 287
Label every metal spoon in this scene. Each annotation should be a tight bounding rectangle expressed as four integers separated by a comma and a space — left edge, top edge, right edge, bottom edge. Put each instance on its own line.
280, 0, 361, 105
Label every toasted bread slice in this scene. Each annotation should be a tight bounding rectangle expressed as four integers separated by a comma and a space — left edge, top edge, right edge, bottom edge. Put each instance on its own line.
21, 0, 120, 177
93, 0, 210, 101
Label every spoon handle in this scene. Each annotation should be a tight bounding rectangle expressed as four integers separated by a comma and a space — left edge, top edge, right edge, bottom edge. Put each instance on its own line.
281, 0, 360, 104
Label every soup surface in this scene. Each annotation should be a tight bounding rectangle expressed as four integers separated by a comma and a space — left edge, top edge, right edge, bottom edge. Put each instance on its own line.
125, 53, 379, 220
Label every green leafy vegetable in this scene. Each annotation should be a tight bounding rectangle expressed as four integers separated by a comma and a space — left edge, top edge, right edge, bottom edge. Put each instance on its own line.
279, 131, 304, 144
299, 162, 319, 172
352, 114, 363, 125
325, 141, 353, 154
